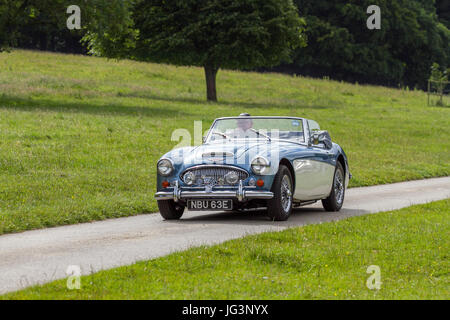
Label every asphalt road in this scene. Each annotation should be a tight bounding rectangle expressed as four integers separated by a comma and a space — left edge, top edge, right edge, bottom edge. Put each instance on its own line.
0, 177, 449, 294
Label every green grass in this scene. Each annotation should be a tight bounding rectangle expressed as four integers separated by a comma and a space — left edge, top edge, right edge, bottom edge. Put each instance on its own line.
4, 200, 449, 300
0, 49, 449, 234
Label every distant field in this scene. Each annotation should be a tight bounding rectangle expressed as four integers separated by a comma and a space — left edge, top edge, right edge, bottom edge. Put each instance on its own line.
0, 50, 449, 234
3, 200, 448, 300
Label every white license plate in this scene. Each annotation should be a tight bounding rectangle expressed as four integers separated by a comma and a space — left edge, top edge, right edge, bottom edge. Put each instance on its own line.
187, 199, 233, 211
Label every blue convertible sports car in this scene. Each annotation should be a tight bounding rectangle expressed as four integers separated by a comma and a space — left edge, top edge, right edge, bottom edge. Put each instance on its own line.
155, 115, 350, 221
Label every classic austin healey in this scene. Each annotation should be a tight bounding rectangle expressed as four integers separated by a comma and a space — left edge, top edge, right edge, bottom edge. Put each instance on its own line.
155, 115, 350, 221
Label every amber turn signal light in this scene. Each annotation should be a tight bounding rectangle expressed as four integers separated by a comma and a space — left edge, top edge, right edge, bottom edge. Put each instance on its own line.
162, 181, 170, 188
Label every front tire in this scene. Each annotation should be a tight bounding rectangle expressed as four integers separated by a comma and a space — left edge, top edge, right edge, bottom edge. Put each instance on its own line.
267, 165, 293, 221
158, 200, 185, 220
322, 162, 345, 212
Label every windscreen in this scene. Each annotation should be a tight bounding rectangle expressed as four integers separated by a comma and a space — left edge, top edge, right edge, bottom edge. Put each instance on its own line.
207, 118, 304, 144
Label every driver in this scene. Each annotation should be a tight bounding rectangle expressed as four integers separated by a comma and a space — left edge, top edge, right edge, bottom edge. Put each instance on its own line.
233, 113, 258, 138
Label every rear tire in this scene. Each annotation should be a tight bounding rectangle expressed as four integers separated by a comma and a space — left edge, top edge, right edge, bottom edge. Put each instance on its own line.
267, 165, 293, 221
322, 162, 345, 212
158, 200, 185, 220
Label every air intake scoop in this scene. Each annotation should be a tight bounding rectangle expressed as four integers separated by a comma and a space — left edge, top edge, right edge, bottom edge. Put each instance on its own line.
202, 152, 234, 158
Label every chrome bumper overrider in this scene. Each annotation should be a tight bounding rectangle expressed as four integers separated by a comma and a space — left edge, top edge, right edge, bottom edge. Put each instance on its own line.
155, 181, 273, 202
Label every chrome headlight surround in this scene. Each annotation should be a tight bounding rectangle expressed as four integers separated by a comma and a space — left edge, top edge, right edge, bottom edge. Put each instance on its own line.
157, 158, 174, 176
251, 156, 270, 175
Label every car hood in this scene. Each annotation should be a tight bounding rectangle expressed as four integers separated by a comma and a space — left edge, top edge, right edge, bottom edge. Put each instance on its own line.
173, 141, 304, 165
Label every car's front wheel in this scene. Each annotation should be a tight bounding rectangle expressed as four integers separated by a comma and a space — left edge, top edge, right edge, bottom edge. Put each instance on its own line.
267, 165, 293, 221
158, 200, 185, 220
322, 162, 345, 212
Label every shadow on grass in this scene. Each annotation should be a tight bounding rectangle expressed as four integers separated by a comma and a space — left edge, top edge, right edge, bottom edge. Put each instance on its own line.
120, 91, 333, 110
0, 94, 192, 118
0, 91, 332, 119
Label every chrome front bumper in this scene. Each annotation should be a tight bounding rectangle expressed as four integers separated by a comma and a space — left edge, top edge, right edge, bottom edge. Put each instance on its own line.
155, 181, 273, 202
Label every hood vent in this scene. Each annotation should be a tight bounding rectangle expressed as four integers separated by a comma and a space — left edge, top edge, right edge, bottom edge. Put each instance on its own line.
202, 151, 234, 158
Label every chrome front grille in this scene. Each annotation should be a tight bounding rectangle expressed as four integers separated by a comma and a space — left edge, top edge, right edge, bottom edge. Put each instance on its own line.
181, 165, 248, 186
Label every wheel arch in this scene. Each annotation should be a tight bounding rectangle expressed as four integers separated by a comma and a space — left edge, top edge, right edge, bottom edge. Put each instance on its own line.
279, 158, 295, 193
337, 154, 346, 176
336, 153, 350, 188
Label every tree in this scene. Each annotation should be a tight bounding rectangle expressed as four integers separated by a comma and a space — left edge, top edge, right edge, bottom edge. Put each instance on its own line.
85, 0, 306, 101
0, 0, 82, 52
289, 0, 450, 89
0, 0, 30, 51
430, 62, 449, 106
436, 0, 450, 28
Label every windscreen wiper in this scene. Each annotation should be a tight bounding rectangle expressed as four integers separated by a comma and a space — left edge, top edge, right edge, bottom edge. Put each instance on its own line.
212, 131, 231, 139
249, 128, 271, 141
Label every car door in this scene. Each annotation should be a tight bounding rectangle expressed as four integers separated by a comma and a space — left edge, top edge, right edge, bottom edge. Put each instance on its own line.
293, 121, 335, 201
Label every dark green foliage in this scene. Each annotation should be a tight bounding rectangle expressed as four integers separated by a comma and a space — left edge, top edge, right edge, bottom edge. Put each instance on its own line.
0, 0, 30, 51
131, 0, 306, 70
0, 0, 134, 54
1, 1, 306, 100
437, 0, 450, 28
85, 0, 306, 101
292, 0, 450, 89
1, 0, 448, 91
0, 0, 86, 53
81, 0, 137, 58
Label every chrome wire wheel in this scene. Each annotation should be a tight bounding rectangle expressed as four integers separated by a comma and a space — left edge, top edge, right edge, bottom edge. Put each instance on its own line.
334, 168, 344, 206
280, 174, 293, 212
267, 165, 293, 221
322, 162, 345, 212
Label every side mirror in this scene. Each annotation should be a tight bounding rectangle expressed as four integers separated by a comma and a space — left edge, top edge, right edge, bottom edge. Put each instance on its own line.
202, 136, 206, 143
312, 133, 319, 145
311, 131, 333, 149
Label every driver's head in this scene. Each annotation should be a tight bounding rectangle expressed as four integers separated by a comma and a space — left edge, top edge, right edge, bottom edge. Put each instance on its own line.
236, 113, 253, 131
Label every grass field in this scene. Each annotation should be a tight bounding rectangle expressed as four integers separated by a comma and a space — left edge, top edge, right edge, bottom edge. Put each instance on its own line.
0, 50, 449, 234
3, 200, 448, 300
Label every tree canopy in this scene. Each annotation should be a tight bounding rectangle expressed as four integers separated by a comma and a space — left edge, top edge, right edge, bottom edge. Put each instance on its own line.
0, 0, 86, 53
290, 0, 450, 89
0, 0, 33, 51
84, 0, 306, 101
1, 0, 449, 92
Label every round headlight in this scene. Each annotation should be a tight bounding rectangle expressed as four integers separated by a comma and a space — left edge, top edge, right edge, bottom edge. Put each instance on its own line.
251, 156, 270, 175
157, 159, 174, 176
224, 171, 239, 185
183, 171, 196, 185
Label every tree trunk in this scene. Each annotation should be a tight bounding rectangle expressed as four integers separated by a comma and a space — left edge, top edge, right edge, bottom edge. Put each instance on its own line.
204, 65, 218, 102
